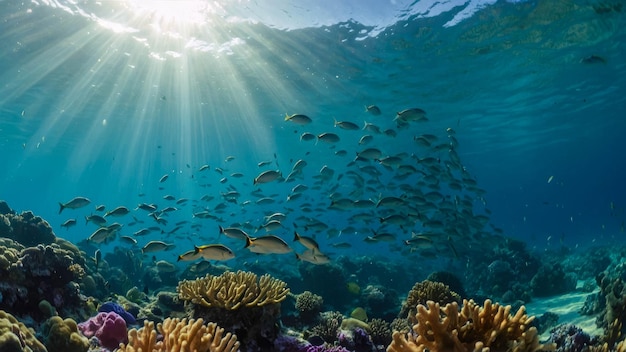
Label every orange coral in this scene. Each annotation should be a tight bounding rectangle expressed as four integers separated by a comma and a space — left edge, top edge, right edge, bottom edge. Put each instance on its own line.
118, 318, 239, 352
388, 299, 555, 352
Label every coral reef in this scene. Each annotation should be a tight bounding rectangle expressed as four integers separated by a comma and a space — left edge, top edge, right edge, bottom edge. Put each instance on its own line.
295, 291, 324, 324
0, 241, 87, 320
546, 324, 601, 352
388, 299, 556, 352
40, 316, 89, 352
78, 311, 128, 350
368, 318, 392, 347
0, 310, 47, 352
117, 318, 239, 352
178, 270, 289, 351
530, 262, 577, 297
310, 311, 344, 344
0, 202, 56, 246
98, 302, 136, 325
399, 280, 461, 320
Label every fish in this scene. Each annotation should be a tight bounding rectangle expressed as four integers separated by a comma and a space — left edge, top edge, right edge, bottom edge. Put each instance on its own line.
296, 249, 330, 264
105, 206, 130, 217
119, 236, 138, 245
198, 164, 210, 171
88, 227, 115, 244
365, 105, 381, 115
245, 235, 293, 254
155, 260, 177, 273
61, 219, 77, 229
95, 204, 106, 212
395, 108, 427, 122
317, 132, 340, 143
177, 249, 203, 262
580, 55, 606, 64
356, 148, 383, 160
259, 220, 283, 232
363, 121, 382, 134
333, 118, 360, 130
189, 260, 212, 273
59, 197, 91, 213
300, 132, 316, 142
193, 244, 236, 261
253, 170, 282, 185
258, 160, 273, 167
94, 249, 101, 272
218, 225, 250, 240
285, 113, 312, 125
133, 228, 151, 236
358, 135, 373, 145
293, 231, 321, 253
159, 174, 169, 183
136, 203, 158, 212
85, 214, 107, 226
141, 241, 176, 253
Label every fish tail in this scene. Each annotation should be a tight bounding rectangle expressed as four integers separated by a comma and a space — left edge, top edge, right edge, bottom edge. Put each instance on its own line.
85, 215, 89, 225
293, 231, 300, 242
177, 255, 182, 262
245, 236, 252, 248
194, 246, 201, 254
284, 113, 290, 121
58, 202, 65, 214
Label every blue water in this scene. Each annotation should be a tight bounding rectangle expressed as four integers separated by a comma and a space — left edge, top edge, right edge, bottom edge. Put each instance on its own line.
1, 0, 626, 271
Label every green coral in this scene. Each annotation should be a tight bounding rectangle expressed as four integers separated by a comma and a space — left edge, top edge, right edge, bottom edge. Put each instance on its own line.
0, 310, 47, 352
41, 316, 89, 352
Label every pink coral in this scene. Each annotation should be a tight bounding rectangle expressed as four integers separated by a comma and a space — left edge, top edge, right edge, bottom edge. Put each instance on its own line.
78, 311, 128, 349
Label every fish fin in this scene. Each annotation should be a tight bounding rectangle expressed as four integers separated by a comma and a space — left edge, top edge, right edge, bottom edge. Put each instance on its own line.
245, 236, 253, 248
293, 231, 300, 242
284, 113, 290, 121
58, 202, 65, 214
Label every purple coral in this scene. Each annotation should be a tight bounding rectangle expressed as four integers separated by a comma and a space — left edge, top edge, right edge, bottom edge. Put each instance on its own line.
78, 311, 128, 350
99, 301, 136, 325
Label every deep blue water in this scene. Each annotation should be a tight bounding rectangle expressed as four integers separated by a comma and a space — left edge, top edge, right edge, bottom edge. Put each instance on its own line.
1, 0, 625, 272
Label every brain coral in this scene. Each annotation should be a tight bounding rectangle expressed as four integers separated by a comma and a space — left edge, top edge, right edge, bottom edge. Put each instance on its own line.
0, 310, 47, 352
41, 316, 89, 352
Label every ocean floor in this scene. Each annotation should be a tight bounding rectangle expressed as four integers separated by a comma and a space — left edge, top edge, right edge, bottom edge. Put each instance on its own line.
526, 282, 601, 339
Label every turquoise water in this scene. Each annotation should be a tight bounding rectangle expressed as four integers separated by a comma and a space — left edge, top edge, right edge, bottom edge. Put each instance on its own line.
1, 0, 625, 269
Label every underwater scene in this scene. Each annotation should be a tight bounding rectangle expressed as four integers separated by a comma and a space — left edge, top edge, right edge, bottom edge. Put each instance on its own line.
1, 0, 626, 351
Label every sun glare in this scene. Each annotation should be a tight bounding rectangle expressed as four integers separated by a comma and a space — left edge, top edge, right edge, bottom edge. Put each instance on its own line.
124, 0, 216, 26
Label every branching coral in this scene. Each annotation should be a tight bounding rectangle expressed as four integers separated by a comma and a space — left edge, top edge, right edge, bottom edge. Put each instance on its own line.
388, 299, 556, 352
177, 270, 289, 309
117, 318, 239, 352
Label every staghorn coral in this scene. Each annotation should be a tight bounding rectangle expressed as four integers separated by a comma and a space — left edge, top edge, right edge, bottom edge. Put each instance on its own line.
0, 310, 47, 352
117, 318, 239, 352
388, 299, 556, 352
399, 280, 461, 320
177, 270, 289, 309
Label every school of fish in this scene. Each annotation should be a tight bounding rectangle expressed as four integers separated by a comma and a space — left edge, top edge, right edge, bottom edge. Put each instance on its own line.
59, 105, 499, 273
